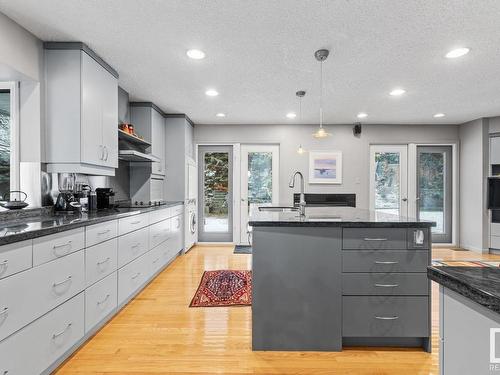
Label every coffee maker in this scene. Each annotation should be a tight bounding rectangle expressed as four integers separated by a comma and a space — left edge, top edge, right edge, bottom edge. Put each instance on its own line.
54, 173, 81, 213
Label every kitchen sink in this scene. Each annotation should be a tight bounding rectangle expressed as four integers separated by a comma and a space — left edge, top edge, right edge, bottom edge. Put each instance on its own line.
258, 206, 299, 212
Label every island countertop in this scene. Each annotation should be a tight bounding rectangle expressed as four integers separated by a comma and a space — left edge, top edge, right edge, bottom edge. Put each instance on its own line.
0, 201, 184, 246
248, 206, 435, 228
427, 266, 500, 314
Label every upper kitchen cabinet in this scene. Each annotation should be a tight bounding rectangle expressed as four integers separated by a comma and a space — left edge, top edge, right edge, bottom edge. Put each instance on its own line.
130, 103, 165, 177
44, 42, 118, 176
164, 115, 195, 201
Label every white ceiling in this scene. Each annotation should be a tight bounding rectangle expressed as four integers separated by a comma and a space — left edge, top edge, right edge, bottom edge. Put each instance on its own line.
1, 0, 500, 125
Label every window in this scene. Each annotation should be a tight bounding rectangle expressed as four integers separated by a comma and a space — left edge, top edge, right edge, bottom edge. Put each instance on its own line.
0, 82, 19, 199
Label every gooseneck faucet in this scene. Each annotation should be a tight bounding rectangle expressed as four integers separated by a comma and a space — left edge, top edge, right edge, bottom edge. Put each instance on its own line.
289, 171, 306, 216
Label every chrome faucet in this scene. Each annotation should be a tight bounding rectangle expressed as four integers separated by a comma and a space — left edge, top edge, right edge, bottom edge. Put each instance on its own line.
289, 171, 306, 216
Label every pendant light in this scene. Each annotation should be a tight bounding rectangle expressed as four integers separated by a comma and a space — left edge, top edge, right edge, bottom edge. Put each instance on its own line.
312, 49, 331, 139
296, 90, 307, 154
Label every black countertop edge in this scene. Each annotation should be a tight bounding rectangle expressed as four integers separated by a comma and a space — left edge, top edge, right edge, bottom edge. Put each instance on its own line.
0, 201, 184, 246
249, 221, 433, 228
427, 266, 500, 314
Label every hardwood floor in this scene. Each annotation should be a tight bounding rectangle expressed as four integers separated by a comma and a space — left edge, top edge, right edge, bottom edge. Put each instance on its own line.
56, 245, 500, 375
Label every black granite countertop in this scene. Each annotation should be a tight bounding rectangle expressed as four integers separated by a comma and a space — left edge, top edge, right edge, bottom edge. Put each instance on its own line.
248, 206, 435, 228
0, 201, 184, 246
428, 266, 500, 314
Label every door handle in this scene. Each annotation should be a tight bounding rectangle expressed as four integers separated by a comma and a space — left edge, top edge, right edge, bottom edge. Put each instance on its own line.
402, 198, 408, 202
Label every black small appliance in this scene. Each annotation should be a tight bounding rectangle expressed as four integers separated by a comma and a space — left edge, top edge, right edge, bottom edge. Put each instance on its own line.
54, 192, 81, 213
96, 188, 115, 209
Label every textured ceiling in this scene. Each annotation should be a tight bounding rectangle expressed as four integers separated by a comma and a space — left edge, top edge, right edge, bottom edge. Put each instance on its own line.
1, 0, 500, 125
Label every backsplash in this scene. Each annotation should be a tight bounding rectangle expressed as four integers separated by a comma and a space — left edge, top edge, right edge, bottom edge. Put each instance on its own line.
41, 161, 130, 206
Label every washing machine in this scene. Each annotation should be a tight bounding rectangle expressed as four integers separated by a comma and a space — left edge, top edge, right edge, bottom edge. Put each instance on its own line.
184, 160, 197, 251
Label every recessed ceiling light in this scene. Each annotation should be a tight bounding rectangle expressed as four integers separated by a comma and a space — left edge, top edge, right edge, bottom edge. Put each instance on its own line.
445, 47, 470, 59
215, 113, 226, 117
357, 112, 368, 119
434, 113, 445, 118
390, 88, 406, 96
286, 112, 297, 119
205, 89, 219, 97
186, 49, 206, 59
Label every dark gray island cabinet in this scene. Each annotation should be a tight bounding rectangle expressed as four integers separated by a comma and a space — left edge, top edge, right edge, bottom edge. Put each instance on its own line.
249, 207, 433, 352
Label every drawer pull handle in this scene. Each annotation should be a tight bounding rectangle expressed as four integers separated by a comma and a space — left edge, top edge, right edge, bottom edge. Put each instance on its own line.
97, 294, 111, 306
97, 257, 111, 267
131, 272, 141, 280
0, 307, 8, 318
131, 221, 141, 225
374, 261, 399, 265
52, 323, 72, 339
53, 275, 72, 288
153, 233, 161, 238
131, 243, 141, 249
153, 257, 160, 264
0, 260, 8, 275
98, 229, 111, 235
375, 316, 399, 320
374, 283, 399, 288
364, 238, 387, 241
53, 241, 72, 257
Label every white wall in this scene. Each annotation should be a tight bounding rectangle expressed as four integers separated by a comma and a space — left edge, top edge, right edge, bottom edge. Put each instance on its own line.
0, 12, 44, 207
195, 123, 459, 209
458, 118, 489, 252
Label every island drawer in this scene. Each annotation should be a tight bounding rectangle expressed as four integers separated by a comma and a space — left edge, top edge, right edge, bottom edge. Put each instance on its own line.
342, 228, 407, 250
117, 227, 149, 268
85, 271, 117, 333
342, 296, 429, 337
342, 250, 428, 273
118, 212, 149, 236
0, 240, 32, 280
342, 273, 429, 295
85, 238, 118, 287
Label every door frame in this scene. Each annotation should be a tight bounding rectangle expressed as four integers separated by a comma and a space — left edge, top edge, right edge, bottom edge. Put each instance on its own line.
369, 144, 409, 217
409, 142, 459, 247
197, 145, 234, 242
240, 144, 280, 245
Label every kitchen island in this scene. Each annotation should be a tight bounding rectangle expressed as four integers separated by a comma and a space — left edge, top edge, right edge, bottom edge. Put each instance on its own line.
249, 206, 434, 352
428, 266, 500, 374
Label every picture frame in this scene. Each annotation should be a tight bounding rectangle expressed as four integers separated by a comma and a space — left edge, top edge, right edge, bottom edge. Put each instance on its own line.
308, 151, 342, 184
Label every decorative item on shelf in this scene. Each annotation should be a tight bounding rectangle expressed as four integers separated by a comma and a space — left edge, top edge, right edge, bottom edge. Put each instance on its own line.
308, 151, 342, 184
312, 49, 331, 139
0, 191, 29, 210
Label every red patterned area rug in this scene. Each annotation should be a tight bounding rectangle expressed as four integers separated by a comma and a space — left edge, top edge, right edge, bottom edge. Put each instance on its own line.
190, 270, 252, 307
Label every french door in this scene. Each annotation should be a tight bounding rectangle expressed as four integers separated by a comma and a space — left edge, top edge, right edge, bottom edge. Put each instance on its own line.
369, 145, 408, 217
198, 146, 233, 242
417, 146, 452, 243
240, 145, 279, 245
370, 144, 453, 243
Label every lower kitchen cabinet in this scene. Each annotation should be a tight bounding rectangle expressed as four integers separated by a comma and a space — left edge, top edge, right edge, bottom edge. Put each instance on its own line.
0, 204, 184, 375
0, 293, 85, 375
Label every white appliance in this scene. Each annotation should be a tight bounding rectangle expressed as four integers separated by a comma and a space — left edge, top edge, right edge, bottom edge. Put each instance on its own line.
185, 158, 197, 251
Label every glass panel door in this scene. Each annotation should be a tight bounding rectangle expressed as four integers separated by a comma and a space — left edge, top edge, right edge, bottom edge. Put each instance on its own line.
370, 145, 408, 217
417, 146, 452, 243
0, 88, 11, 196
198, 146, 233, 242
240, 145, 279, 244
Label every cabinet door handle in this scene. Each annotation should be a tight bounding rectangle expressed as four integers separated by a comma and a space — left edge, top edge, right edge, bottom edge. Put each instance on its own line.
364, 238, 387, 241
374, 261, 398, 265
52, 323, 72, 339
104, 146, 109, 161
52, 241, 72, 257
53, 275, 72, 288
97, 294, 110, 306
0, 260, 8, 275
98, 229, 111, 235
131, 272, 141, 280
374, 283, 399, 288
99, 145, 104, 160
375, 316, 399, 320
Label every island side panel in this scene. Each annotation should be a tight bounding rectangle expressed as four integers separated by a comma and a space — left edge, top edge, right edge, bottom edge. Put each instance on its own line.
252, 226, 342, 351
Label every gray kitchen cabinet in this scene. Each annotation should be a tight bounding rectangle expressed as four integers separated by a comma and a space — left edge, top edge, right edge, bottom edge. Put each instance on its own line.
44, 42, 119, 175
130, 103, 166, 177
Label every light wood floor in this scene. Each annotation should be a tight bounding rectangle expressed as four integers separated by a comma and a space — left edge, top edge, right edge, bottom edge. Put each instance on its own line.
56, 245, 500, 375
